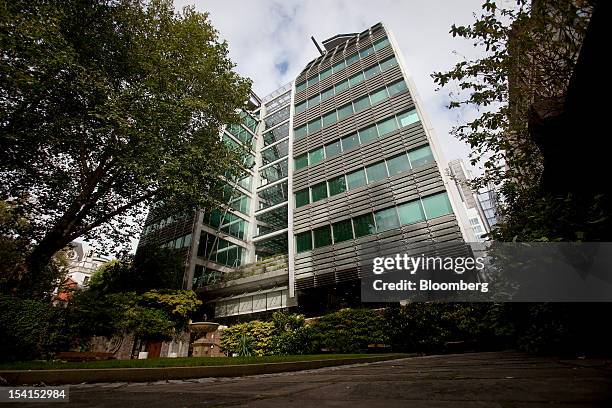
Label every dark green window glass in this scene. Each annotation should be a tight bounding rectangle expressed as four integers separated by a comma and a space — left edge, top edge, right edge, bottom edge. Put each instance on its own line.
332, 60, 346, 73
388, 80, 408, 96
307, 94, 320, 107
364, 64, 380, 79
408, 145, 434, 167
349, 72, 364, 87
322, 110, 337, 127
307, 75, 319, 87
325, 140, 342, 158
320, 67, 332, 80
321, 87, 334, 101
311, 182, 328, 202
309, 147, 325, 165
294, 153, 308, 170
346, 168, 367, 189
335, 79, 349, 94
296, 231, 312, 252
366, 162, 388, 183
380, 56, 397, 71
313, 225, 332, 248
353, 95, 370, 113
422, 192, 453, 219
386, 154, 411, 176
373, 37, 390, 50
397, 109, 420, 127
358, 125, 378, 144
377, 117, 398, 135
353, 213, 375, 238
295, 101, 307, 114
370, 88, 388, 104
359, 45, 374, 58
328, 175, 346, 196
332, 219, 353, 243
337, 103, 354, 121
294, 125, 307, 140
308, 118, 322, 134
296, 81, 307, 93
375, 207, 400, 232
346, 53, 359, 65
398, 200, 425, 225
341, 133, 360, 151
295, 189, 310, 208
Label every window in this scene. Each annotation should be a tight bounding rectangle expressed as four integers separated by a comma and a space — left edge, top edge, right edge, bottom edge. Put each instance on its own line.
370, 87, 388, 104
294, 125, 307, 140
341, 133, 360, 151
328, 175, 347, 196
359, 45, 374, 58
311, 182, 328, 202
388, 80, 407, 96
296, 81, 306, 93
295, 188, 310, 208
320, 67, 332, 80
397, 200, 425, 225
332, 60, 346, 73
335, 79, 349, 94
309, 147, 325, 165
346, 53, 359, 65
313, 225, 332, 248
296, 231, 312, 252
366, 162, 388, 183
346, 168, 367, 189
380, 56, 397, 71
295, 153, 308, 170
321, 87, 334, 101
353, 95, 370, 113
322, 110, 337, 127
332, 219, 353, 243
295, 101, 307, 114
337, 103, 354, 121
308, 118, 322, 134
325, 140, 342, 158
353, 213, 375, 238
408, 145, 434, 167
308, 94, 320, 107
377, 117, 398, 136
364, 64, 380, 79
359, 125, 378, 144
349, 72, 365, 87
397, 109, 420, 127
373, 37, 390, 50
386, 154, 411, 176
422, 192, 453, 219
375, 207, 400, 232
307, 75, 319, 87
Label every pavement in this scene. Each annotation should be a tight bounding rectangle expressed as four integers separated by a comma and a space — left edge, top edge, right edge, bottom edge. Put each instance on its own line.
5, 351, 612, 407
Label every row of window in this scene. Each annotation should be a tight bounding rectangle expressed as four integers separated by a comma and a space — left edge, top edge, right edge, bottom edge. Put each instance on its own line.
162, 233, 192, 250
294, 145, 434, 208
295, 109, 420, 171
295, 56, 398, 114
296, 37, 391, 93
197, 232, 246, 267
295, 192, 453, 253
295, 79, 407, 140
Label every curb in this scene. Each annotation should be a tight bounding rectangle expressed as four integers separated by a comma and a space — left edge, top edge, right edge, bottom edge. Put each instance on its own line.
0, 355, 404, 385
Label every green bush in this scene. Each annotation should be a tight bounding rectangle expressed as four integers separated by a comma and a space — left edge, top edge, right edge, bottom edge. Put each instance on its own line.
220, 320, 275, 356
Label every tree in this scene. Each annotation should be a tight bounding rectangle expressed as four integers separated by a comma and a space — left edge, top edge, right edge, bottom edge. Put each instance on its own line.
0, 0, 252, 293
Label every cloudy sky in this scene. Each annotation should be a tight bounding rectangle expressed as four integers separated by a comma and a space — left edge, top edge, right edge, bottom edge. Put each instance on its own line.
175, 0, 487, 171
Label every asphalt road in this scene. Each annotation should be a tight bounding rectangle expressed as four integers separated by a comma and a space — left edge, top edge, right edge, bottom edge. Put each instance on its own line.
6, 351, 612, 407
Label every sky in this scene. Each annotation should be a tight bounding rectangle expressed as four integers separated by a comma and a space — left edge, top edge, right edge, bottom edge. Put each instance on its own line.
175, 0, 487, 171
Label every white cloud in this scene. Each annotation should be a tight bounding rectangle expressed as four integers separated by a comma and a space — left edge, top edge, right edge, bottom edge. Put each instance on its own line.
175, 0, 489, 172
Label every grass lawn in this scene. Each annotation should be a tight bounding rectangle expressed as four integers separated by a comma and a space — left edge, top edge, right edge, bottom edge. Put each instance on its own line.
0, 353, 406, 371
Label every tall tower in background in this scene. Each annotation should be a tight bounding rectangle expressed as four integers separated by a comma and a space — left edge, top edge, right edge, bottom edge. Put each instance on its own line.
137, 22, 475, 321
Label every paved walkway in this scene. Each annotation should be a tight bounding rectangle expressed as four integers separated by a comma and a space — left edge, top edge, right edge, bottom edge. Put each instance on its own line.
12, 351, 612, 407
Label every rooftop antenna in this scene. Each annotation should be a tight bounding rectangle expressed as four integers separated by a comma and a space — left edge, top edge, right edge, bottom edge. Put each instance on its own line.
311, 36, 324, 55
